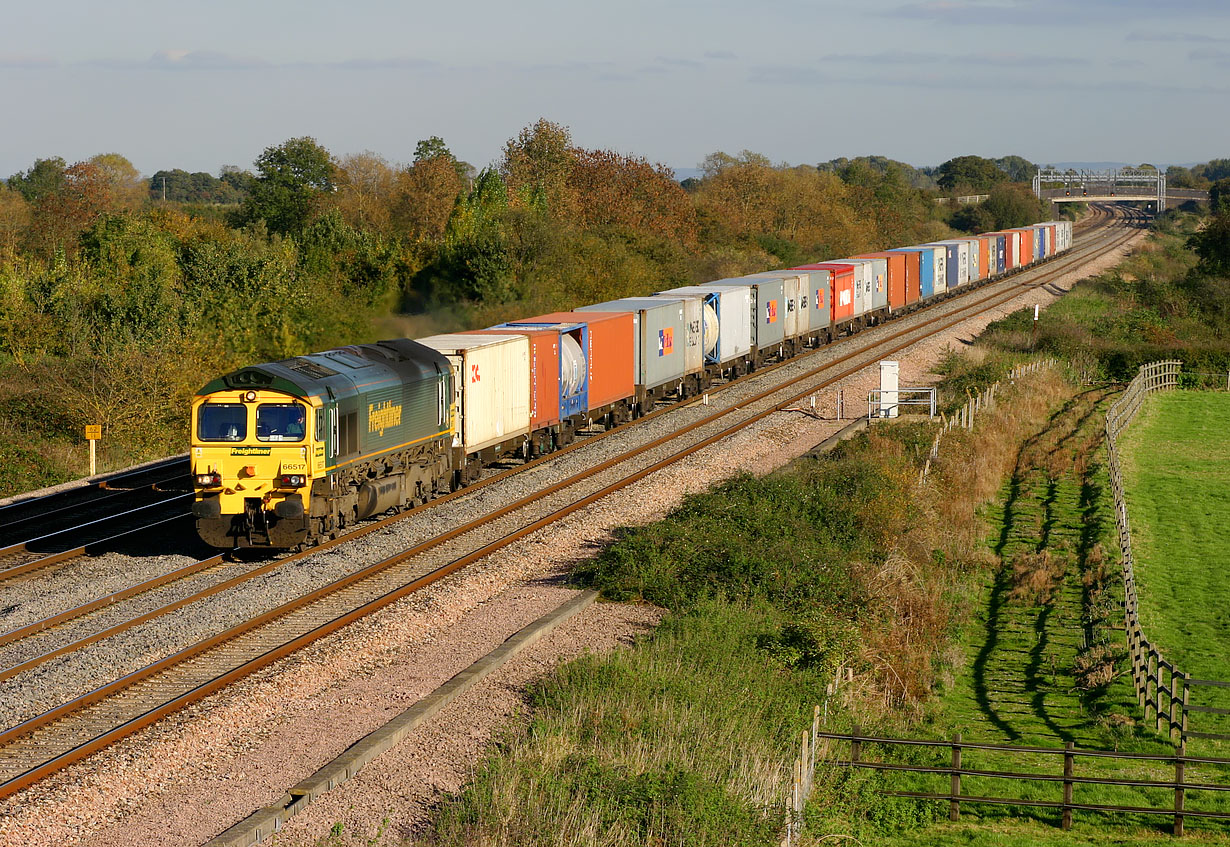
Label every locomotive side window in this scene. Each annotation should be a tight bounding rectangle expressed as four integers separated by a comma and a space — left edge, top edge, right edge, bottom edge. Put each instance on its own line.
197, 404, 247, 441
256, 404, 306, 441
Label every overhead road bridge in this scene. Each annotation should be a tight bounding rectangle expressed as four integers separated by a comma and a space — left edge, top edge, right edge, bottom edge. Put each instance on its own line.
1032, 168, 1208, 210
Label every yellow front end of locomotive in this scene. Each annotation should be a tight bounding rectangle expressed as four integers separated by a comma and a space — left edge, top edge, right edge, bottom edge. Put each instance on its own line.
190, 389, 321, 548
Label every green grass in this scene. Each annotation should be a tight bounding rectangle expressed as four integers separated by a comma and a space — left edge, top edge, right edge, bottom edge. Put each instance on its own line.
1119, 391, 1230, 736
839, 387, 1230, 843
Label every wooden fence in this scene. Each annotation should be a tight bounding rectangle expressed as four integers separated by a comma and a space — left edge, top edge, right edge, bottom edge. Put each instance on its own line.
1103, 360, 1230, 742
796, 729, 1230, 838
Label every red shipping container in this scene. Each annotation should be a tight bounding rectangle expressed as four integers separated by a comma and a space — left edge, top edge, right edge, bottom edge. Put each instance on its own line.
516, 311, 635, 412
794, 263, 856, 323
856, 252, 908, 311
463, 328, 560, 430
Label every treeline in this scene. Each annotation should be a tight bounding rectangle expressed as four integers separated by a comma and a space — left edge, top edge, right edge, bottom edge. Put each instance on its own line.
0, 121, 1059, 494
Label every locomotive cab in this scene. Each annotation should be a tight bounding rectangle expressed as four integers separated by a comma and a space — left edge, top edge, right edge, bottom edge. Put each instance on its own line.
191, 388, 321, 548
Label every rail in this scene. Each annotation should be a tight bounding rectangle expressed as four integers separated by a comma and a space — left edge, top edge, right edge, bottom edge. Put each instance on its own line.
1102, 361, 1230, 741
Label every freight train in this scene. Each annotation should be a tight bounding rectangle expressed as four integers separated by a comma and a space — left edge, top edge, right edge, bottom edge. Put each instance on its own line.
190, 221, 1073, 549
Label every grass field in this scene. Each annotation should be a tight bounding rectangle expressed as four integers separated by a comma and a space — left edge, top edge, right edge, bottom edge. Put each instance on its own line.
815, 386, 1230, 844
1119, 391, 1230, 735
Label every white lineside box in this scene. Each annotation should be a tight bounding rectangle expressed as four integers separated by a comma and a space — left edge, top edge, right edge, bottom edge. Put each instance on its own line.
879, 360, 899, 418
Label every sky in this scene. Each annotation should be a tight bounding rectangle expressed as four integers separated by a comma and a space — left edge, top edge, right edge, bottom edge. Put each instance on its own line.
2, 0, 1228, 179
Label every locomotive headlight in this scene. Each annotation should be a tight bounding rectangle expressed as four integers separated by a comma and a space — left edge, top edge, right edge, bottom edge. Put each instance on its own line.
195, 471, 222, 488
278, 474, 306, 488
244, 391, 257, 402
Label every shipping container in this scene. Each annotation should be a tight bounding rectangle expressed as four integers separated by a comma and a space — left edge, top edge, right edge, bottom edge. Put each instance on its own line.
888, 247, 935, 301
503, 311, 635, 414
992, 234, 1007, 273
780, 267, 834, 335
1015, 228, 1034, 268
495, 318, 587, 418
656, 285, 753, 366
794, 263, 856, 324
826, 258, 877, 315
856, 252, 908, 311
975, 236, 990, 282
415, 334, 531, 456
885, 249, 921, 305
710, 276, 786, 361
575, 297, 696, 397
463, 328, 560, 432
927, 242, 966, 288
743, 271, 815, 345
990, 231, 1019, 269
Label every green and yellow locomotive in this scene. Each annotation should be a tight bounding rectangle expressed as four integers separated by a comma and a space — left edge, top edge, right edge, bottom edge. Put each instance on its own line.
190, 339, 453, 549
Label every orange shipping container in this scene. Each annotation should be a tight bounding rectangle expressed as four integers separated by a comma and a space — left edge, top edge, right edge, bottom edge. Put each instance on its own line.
517, 311, 635, 411
1015, 229, 1034, 268
977, 237, 990, 281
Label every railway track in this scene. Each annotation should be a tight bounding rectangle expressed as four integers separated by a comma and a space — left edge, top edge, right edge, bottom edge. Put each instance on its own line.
0, 207, 1142, 801
0, 458, 189, 547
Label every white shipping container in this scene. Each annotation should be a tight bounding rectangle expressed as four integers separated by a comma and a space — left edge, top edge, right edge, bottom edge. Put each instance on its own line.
657, 285, 753, 364
415, 334, 530, 454
834, 260, 875, 316
930, 241, 970, 287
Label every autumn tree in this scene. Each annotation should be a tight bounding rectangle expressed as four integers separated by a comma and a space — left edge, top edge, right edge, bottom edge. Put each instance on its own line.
0, 186, 31, 255
567, 149, 698, 247
27, 161, 113, 257
392, 156, 464, 242
330, 152, 396, 233
89, 153, 146, 210
500, 119, 577, 218
239, 136, 335, 235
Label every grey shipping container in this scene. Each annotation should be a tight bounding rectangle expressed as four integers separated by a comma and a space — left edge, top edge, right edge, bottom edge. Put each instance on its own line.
656, 285, 753, 365
709, 276, 786, 358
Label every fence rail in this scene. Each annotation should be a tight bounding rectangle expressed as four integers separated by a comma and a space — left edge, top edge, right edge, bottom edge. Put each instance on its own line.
1102, 360, 1230, 742
808, 729, 1230, 837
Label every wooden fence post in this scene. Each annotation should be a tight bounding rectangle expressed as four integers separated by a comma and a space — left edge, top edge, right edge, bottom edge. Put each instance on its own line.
949, 733, 962, 821
1062, 741, 1074, 830
1181, 677, 1190, 740
1174, 741, 1186, 837
1154, 657, 1164, 733
1170, 671, 1183, 742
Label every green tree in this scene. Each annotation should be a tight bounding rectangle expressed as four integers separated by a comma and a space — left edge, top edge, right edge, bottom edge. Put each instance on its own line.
1208, 178, 1230, 214
982, 182, 1045, 229
413, 135, 473, 184
993, 155, 1038, 183
500, 119, 576, 216
239, 137, 335, 235
936, 155, 1009, 192
1188, 212, 1230, 276
7, 157, 68, 202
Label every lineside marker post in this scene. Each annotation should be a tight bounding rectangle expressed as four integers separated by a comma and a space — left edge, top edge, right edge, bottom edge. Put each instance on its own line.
85, 425, 101, 477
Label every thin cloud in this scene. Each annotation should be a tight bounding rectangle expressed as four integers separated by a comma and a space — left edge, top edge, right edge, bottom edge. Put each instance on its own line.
0, 53, 57, 68
704, 50, 737, 61
655, 57, 704, 69
1127, 31, 1228, 43
1190, 47, 1230, 66
895, 0, 1226, 26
